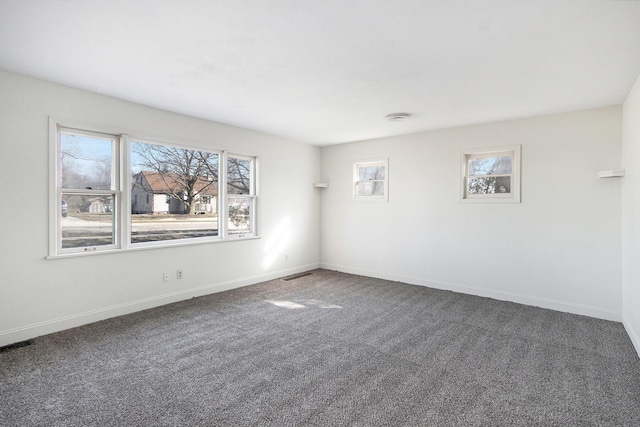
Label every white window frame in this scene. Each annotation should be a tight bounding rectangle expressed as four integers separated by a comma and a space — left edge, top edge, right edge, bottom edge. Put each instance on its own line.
222, 152, 259, 239
49, 118, 259, 258
50, 126, 122, 255
460, 145, 521, 203
353, 159, 389, 202
127, 136, 224, 249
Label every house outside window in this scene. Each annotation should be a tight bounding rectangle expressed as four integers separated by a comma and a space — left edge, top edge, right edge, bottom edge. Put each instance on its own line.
50, 119, 258, 257
461, 145, 521, 203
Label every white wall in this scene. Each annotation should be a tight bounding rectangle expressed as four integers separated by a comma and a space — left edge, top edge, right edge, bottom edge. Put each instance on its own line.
0, 69, 631, 348
320, 107, 623, 320
622, 73, 640, 357
0, 71, 321, 346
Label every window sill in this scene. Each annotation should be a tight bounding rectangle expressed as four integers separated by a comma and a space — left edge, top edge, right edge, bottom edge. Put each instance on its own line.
460, 197, 520, 204
46, 234, 261, 260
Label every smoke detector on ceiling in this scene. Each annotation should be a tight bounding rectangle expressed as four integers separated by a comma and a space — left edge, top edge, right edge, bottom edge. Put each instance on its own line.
386, 113, 411, 121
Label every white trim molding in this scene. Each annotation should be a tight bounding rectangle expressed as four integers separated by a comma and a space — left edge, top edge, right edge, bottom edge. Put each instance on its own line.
623, 316, 640, 359
320, 262, 621, 322
0, 263, 320, 347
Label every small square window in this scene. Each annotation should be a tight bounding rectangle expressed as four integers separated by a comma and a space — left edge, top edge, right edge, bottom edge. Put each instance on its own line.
461, 146, 521, 203
353, 159, 388, 202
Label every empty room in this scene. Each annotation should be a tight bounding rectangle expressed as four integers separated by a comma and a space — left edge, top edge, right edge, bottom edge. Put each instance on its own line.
1, 1, 640, 425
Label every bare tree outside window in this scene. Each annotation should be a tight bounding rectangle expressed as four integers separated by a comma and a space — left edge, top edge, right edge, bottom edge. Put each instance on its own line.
132, 142, 218, 215
60, 133, 113, 212
226, 156, 255, 233
356, 165, 385, 196
467, 156, 512, 194
52, 122, 259, 256
461, 146, 521, 203
58, 131, 117, 249
353, 160, 388, 201
129, 141, 220, 243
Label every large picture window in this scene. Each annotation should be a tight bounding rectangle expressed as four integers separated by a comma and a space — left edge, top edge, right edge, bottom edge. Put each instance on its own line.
461, 145, 521, 203
50, 120, 258, 257
130, 140, 220, 244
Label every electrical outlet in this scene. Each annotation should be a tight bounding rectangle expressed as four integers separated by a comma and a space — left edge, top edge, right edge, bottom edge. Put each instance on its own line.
284, 254, 289, 262
163, 272, 169, 282
177, 270, 183, 279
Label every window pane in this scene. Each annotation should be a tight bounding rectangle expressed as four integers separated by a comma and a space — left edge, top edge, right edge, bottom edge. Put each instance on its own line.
131, 215, 218, 243
130, 141, 219, 243
61, 194, 115, 249
467, 176, 511, 194
356, 181, 385, 196
358, 166, 385, 181
468, 156, 512, 176
228, 197, 251, 234
227, 157, 252, 195
60, 132, 114, 190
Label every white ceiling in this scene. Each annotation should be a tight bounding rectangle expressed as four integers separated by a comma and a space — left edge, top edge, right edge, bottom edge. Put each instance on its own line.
1, 1, 640, 146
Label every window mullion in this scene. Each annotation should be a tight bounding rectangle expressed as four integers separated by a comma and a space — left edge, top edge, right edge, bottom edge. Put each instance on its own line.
60, 189, 116, 196
220, 151, 228, 239
469, 174, 511, 179
49, 120, 61, 257
252, 157, 259, 236
120, 134, 130, 249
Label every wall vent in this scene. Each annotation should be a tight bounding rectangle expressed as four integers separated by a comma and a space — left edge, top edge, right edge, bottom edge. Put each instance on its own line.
282, 272, 312, 282
0, 340, 33, 353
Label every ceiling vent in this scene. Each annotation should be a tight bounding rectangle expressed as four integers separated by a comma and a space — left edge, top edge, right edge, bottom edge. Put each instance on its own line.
386, 113, 410, 121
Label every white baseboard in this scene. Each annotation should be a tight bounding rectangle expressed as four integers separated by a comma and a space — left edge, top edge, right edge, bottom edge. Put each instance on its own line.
623, 315, 640, 359
2, 262, 625, 348
0, 263, 319, 347
320, 262, 622, 322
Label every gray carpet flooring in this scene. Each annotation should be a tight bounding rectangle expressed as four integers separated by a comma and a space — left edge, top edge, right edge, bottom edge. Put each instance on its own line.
1, 269, 639, 426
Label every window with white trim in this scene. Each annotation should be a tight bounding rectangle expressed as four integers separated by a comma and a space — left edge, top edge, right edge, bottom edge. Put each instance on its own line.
353, 159, 388, 201
56, 128, 120, 252
50, 120, 258, 257
226, 154, 257, 236
461, 145, 521, 203
130, 139, 221, 244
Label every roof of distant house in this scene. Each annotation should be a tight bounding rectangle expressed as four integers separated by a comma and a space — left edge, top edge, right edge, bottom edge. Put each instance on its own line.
137, 171, 218, 196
